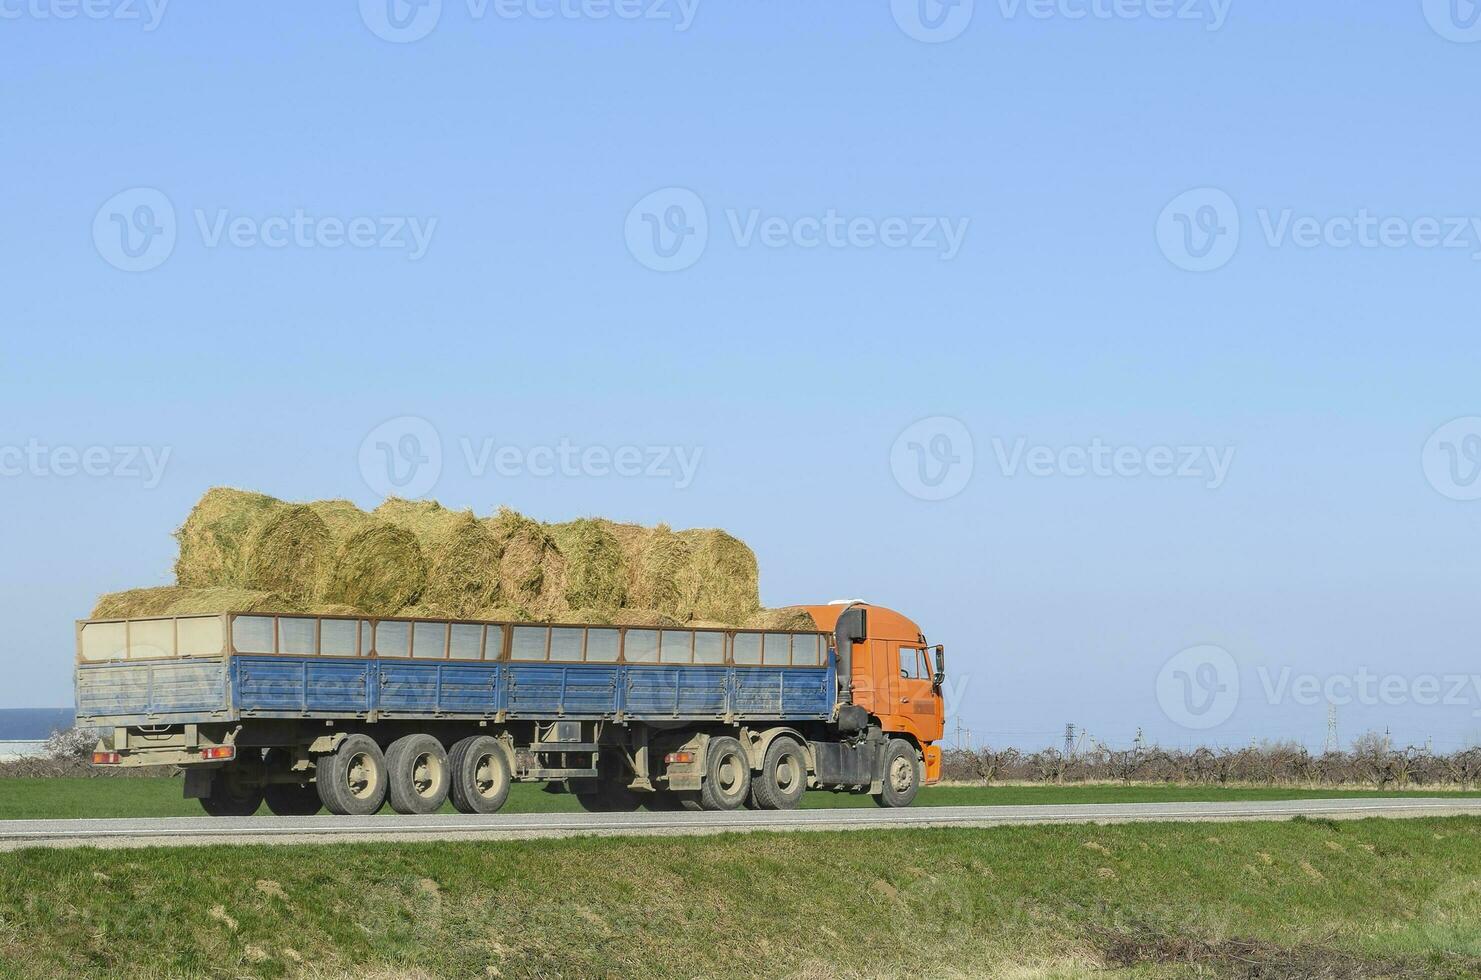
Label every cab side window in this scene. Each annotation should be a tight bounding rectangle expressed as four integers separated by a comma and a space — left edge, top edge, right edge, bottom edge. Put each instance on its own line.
899, 646, 927, 680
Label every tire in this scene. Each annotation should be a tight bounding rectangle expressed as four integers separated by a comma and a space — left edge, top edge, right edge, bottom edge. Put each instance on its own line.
447, 735, 512, 814
264, 781, 323, 816
262, 749, 322, 816
697, 736, 751, 811
317, 734, 388, 816
199, 765, 264, 817
873, 738, 922, 808
386, 734, 451, 815
750, 736, 807, 810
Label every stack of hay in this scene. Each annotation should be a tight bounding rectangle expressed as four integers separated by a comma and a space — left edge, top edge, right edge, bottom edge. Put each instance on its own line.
91, 488, 815, 631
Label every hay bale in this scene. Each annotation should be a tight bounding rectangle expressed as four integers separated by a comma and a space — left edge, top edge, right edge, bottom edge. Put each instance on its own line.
91, 586, 297, 619
621, 524, 692, 620
743, 607, 817, 631
470, 605, 538, 623
307, 499, 369, 536
548, 519, 628, 612
320, 523, 427, 616
676, 528, 761, 624
483, 508, 567, 619
564, 606, 614, 626
238, 504, 332, 604
317, 604, 365, 617
377, 500, 502, 616
610, 608, 682, 629
174, 488, 282, 587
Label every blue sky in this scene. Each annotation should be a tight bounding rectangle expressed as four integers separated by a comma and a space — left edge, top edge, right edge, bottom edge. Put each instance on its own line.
3, 1, 1481, 752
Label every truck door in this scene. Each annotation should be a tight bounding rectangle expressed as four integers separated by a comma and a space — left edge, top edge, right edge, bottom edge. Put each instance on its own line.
895, 645, 935, 724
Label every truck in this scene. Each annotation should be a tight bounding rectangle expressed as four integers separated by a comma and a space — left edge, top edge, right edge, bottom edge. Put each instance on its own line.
76, 601, 946, 815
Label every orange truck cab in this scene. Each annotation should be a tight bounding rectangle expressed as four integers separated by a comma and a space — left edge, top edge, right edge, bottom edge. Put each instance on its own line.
803, 601, 947, 785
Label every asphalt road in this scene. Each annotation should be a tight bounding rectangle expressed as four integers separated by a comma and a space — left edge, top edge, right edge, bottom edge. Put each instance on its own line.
3, 797, 1481, 850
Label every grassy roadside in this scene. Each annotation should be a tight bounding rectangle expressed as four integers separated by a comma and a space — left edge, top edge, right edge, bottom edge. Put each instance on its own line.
2, 817, 1480, 978
2, 777, 1479, 821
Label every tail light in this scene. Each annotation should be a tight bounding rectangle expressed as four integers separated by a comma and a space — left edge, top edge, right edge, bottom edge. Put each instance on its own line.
92, 751, 121, 765
200, 746, 235, 761
664, 751, 694, 765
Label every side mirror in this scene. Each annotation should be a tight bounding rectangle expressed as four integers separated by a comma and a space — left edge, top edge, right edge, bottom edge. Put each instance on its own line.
932, 645, 946, 687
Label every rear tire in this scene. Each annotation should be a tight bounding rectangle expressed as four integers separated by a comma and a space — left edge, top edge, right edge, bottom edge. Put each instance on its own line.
199, 765, 263, 817
750, 736, 807, 810
698, 736, 751, 811
317, 734, 388, 816
387, 734, 451, 815
448, 735, 512, 814
872, 738, 921, 808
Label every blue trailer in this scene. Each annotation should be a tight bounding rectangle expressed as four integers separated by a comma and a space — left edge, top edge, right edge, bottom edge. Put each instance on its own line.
78, 605, 944, 814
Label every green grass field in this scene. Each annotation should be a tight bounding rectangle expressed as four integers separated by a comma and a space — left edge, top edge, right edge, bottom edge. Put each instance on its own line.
1, 816, 1479, 978
0, 776, 1478, 820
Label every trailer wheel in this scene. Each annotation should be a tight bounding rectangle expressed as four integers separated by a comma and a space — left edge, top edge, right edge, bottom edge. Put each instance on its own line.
317, 734, 388, 816
387, 734, 451, 815
698, 736, 751, 811
200, 765, 264, 817
448, 735, 511, 814
873, 739, 921, 808
262, 749, 322, 816
750, 736, 807, 810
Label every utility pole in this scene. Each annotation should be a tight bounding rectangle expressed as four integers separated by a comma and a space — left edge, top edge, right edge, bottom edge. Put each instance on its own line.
1063, 723, 1076, 760
1134, 726, 1144, 755
1323, 704, 1339, 754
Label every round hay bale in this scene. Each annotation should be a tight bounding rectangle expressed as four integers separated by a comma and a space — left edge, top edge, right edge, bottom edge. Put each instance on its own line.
91, 586, 297, 619
743, 607, 817, 631
483, 508, 567, 619
320, 523, 427, 617
173, 488, 282, 587
308, 499, 369, 536
564, 606, 615, 626
548, 519, 628, 612
626, 524, 692, 620
239, 504, 332, 604
315, 603, 365, 617
377, 501, 502, 617
676, 528, 760, 624
470, 604, 538, 624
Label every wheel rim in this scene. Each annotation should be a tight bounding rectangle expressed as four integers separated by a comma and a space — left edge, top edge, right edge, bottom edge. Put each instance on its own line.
474, 753, 503, 799
889, 756, 913, 792
775, 753, 802, 793
716, 751, 744, 796
412, 752, 443, 799
347, 751, 379, 800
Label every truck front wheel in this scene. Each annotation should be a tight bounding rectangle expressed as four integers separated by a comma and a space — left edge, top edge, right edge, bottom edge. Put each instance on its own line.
873, 739, 921, 808
317, 734, 388, 816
